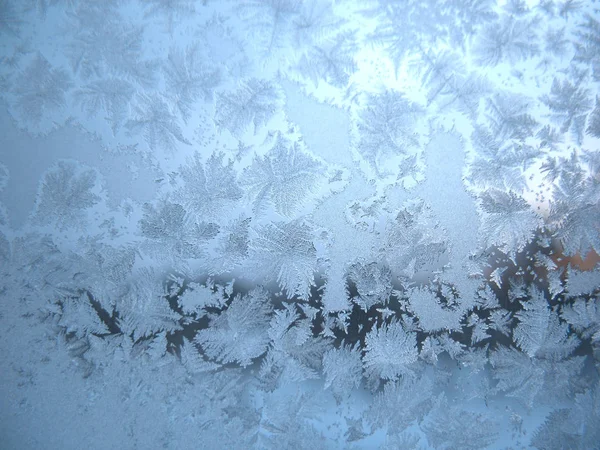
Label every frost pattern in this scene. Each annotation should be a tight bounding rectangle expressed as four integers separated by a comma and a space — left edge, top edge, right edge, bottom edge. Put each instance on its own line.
73, 78, 134, 134
214, 78, 282, 137
2, 1, 600, 448
322, 343, 362, 401
116, 269, 182, 341
164, 44, 222, 122
125, 94, 191, 151
249, 219, 317, 300
195, 288, 272, 367
422, 399, 499, 450
11, 53, 72, 126
295, 32, 357, 88
363, 320, 418, 384
175, 151, 242, 223
241, 135, 324, 216
541, 77, 592, 144
31, 160, 100, 230
353, 90, 424, 177
473, 15, 539, 66
478, 189, 542, 254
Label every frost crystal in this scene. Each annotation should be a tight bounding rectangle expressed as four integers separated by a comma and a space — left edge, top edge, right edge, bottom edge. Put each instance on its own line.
241, 135, 324, 216
363, 320, 418, 383
214, 78, 282, 137
195, 288, 272, 367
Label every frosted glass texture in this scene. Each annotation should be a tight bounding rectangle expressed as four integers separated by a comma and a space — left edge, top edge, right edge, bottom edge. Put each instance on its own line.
0, 1, 599, 448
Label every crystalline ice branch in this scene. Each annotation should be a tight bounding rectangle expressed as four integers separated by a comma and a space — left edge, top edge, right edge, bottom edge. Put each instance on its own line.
214, 78, 283, 137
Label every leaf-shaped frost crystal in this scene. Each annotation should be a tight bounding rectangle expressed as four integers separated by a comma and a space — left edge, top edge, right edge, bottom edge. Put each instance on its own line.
195, 288, 273, 367
513, 289, 551, 357
214, 78, 283, 137
261, 307, 330, 386
249, 219, 317, 300
368, 376, 434, 434
242, 135, 324, 216
73, 78, 134, 134
412, 49, 465, 106
32, 160, 101, 231
139, 200, 218, 260
176, 152, 243, 223
58, 292, 109, 339
484, 92, 538, 141
565, 270, 600, 297
125, 94, 191, 151
573, 13, 600, 81
67, 14, 158, 88
347, 261, 392, 311
423, 400, 499, 450
473, 16, 539, 66
468, 126, 529, 191
354, 90, 423, 177
541, 77, 592, 143
213, 216, 251, 273
12, 52, 72, 125
489, 346, 545, 407
479, 189, 542, 254
295, 32, 357, 88
322, 343, 362, 401
117, 269, 182, 342
513, 287, 578, 360
363, 320, 418, 383
164, 44, 221, 122
544, 152, 600, 256
180, 338, 220, 374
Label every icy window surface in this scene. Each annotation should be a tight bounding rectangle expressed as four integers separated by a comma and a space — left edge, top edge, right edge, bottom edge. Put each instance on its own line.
0, 1, 599, 448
